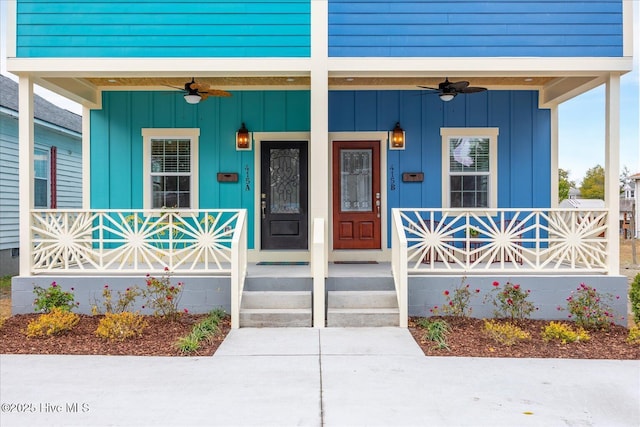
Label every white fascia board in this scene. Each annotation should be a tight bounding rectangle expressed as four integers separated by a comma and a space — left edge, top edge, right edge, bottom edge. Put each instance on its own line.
623, 0, 634, 58
7, 58, 312, 76
327, 57, 633, 76
5, 0, 16, 57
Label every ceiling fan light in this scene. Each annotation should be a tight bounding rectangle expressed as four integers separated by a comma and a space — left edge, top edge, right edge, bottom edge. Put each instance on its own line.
184, 93, 201, 104
439, 93, 456, 102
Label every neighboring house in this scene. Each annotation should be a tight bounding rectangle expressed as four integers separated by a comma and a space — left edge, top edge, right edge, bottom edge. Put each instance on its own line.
620, 181, 633, 238
5, 1, 633, 327
0, 75, 82, 276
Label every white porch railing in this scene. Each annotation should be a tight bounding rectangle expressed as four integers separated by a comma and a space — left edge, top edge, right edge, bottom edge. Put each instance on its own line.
29, 209, 247, 275
230, 210, 248, 329
311, 217, 326, 328
392, 208, 609, 274
391, 209, 408, 328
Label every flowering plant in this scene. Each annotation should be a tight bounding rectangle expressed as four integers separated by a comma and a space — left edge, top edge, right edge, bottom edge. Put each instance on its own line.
91, 284, 142, 315
484, 281, 536, 320
141, 268, 184, 320
561, 283, 619, 330
431, 280, 480, 317
33, 282, 78, 313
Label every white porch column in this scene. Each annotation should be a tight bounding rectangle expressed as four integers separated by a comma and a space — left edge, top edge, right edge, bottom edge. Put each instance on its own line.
605, 73, 621, 274
81, 106, 91, 208
310, 0, 329, 257
550, 106, 559, 208
18, 76, 35, 275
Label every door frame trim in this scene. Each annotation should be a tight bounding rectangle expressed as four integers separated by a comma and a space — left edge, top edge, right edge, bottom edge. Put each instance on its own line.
251, 132, 311, 262
329, 132, 389, 262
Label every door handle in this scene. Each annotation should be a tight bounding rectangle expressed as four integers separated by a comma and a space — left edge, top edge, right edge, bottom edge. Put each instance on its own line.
261, 201, 266, 219
376, 200, 381, 218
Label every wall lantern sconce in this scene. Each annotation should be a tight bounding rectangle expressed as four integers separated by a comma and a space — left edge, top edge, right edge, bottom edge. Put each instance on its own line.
389, 122, 406, 150
236, 123, 252, 150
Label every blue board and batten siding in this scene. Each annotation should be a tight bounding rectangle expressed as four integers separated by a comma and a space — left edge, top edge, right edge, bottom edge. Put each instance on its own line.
328, 0, 623, 57
15, 0, 311, 58
329, 90, 551, 211
91, 89, 549, 248
89, 90, 312, 246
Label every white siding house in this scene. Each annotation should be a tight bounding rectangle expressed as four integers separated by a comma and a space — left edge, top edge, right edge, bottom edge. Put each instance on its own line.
0, 75, 82, 275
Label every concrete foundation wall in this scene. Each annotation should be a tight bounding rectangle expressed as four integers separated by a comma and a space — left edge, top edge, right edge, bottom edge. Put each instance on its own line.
12, 275, 230, 315
0, 249, 19, 277
408, 275, 629, 326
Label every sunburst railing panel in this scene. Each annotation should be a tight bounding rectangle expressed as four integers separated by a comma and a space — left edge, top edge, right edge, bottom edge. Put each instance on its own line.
395, 208, 609, 274
30, 209, 244, 274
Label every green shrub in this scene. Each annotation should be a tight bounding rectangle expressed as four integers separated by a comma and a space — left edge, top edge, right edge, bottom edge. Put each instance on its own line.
25, 308, 79, 337
484, 281, 536, 320
483, 319, 531, 346
542, 321, 590, 344
33, 282, 78, 313
430, 279, 480, 318
142, 269, 184, 321
95, 312, 149, 341
563, 283, 618, 330
629, 273, 640, 325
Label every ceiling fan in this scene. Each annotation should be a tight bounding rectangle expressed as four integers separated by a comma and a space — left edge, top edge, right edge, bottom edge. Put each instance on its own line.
166, 78, 232, 104
418, 78, 487, 102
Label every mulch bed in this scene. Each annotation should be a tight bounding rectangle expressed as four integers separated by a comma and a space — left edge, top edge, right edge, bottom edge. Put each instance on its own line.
0, 313, 231, 357
1, 314, 638, 359
408, 316, 640, 360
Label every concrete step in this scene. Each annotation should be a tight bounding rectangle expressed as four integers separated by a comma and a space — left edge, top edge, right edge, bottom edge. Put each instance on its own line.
326, 308, 400, 327
327, 290, 398, 309
239, 308, 312, 328
239, 290, 312, 327
326, 290, 400, 327
241, 291, 312, 309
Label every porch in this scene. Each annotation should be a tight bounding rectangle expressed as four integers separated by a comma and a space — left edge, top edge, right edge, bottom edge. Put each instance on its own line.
12, 206, 628, 328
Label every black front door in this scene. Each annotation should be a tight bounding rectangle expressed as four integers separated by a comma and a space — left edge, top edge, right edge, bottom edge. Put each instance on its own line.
261, 141, 308, 250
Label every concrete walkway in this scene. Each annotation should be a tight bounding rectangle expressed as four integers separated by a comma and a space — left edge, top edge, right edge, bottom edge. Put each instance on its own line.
1, 328, 638, 427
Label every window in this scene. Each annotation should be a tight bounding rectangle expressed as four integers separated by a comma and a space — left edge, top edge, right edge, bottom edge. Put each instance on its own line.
142, 129, 199, 209
34, 148, 49, 208
441, 128, 498, 208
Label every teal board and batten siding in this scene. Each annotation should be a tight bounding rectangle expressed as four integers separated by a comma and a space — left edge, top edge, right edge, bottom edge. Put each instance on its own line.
89, 90, 311, 248
0, 114, 82, 250
15, 0, 310, 58
329, 0, 623, 57
327, 90, 551, 246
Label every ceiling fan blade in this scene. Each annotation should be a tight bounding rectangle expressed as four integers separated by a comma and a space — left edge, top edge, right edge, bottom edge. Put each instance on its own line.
200, 89, 232, 98
162, 84, 185, 91
459, 86, 487, 94
417, 85, 439, 90
449, 80, 470, 90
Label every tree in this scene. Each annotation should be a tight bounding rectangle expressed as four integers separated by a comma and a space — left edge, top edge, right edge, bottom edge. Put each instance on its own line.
558, 168, 575, 202
580, 165, 605, 199
620, 165, 631, 194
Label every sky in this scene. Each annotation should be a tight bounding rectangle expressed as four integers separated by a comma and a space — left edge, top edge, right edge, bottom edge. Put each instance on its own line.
1, 3, 639, 184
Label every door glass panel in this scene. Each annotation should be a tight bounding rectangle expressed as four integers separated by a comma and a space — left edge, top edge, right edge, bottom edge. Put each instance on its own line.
341, 149, 372, 212
270, 148, 300, 214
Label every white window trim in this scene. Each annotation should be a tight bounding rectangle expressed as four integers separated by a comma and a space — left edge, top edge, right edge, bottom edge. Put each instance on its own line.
142, 128, 200, 210
441, 128, 499, 209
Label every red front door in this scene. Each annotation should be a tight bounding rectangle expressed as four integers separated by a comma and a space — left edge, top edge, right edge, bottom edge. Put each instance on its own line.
332, 141, 381, 250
